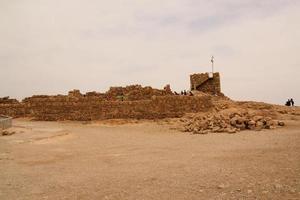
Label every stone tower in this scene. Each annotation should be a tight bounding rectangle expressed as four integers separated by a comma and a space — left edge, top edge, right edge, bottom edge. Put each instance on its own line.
190, 72, 221, 94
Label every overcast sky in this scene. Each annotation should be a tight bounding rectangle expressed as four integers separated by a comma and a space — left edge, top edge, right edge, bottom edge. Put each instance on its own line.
0, 0, 299, 104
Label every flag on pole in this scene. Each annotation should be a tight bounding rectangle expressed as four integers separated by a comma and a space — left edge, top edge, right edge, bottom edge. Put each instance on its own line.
211, 56, 214, 74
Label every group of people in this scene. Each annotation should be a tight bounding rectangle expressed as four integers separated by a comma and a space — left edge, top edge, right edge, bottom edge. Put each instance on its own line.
285, 98, 295, 106
174, 90, 194, 96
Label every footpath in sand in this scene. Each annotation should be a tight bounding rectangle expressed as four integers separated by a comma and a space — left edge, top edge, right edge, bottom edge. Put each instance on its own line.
0, 104, 300, 200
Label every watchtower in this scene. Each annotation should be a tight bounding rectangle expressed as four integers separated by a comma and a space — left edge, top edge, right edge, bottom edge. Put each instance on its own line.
190, 72, 221, 94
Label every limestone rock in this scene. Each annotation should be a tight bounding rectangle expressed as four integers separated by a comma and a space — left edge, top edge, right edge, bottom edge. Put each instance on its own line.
278, 121, 285, 126
255, 121, 264, 131
178, 109, 286, 135
1, 130, 15, 136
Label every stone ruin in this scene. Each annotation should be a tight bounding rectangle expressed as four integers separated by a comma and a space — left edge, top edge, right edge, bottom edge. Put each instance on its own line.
0, 96, 19, 104
190, 72, 221, 95
0, 115, 12, 130
0, 73, 223, 121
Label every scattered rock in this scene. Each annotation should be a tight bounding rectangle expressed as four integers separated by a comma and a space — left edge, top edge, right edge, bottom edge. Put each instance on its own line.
248, 120, 256, 126
255, 121, 264, 131
230, 117, 237, 126
278, 121, 285, 126
1, 130, 16, 136
178, 109, 286, 134
227, 128, 237, 134
253, 115, 263, 122
217, 184, 226, 189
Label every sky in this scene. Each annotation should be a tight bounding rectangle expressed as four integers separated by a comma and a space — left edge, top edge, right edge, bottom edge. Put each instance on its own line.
0, 0, 299, 104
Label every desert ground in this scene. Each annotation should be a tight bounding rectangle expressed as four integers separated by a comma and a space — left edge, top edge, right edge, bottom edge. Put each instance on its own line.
0, 116, 300, 200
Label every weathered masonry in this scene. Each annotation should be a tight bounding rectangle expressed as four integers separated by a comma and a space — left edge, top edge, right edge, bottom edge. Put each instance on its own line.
0, 95, 213, 121
190, 72, 221, 94
0, 115, 12, 130
0, 72, 222, 121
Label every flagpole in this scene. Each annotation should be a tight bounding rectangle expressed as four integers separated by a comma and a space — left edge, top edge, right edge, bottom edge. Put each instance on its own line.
211, 56, 214, 74
211, 55, 215, 95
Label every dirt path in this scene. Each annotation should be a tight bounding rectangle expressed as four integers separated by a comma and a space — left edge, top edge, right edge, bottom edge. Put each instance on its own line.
0, 119, 299, 200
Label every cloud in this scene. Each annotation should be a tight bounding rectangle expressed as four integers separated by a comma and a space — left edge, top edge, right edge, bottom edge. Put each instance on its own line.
0, 0, 299, 104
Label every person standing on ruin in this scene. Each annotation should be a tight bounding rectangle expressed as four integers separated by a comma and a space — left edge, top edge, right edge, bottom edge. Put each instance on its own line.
291, 98, 294, 106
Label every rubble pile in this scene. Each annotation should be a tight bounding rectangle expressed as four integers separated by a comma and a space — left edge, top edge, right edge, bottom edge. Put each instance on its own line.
180, 109, 285, 134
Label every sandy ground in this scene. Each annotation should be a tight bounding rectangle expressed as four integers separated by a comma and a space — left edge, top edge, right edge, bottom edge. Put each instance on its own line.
0, 118, 299, 200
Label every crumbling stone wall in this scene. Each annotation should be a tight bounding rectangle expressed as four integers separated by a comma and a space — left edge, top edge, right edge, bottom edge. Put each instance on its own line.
66, 85, 173, 101
0, 84, 213, 121
0, 95, 212, 121
104, 85, 173, 101
190, 72, 221, 94
0, 97, 19, 104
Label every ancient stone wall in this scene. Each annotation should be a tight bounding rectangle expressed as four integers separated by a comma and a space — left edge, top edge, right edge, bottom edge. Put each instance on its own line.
0, 95, 212, 121
103, 85, 173, 101
0, 84, 213, 121
0, 97, 19, 104
190, 72, 221, 94
0, 74, 220, 121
